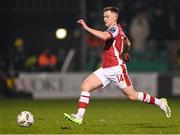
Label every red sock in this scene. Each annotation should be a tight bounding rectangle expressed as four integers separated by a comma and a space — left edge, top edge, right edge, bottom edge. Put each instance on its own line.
138, 92, 161, 106
76, 91, 90, 118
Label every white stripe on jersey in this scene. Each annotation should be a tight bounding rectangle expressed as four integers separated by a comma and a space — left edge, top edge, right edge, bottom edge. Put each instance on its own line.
112, 40, 123, 65
121, 36, 124, 53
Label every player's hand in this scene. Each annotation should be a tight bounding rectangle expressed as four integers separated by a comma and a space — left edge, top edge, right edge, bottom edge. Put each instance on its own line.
122, 53, 130, 62
77, 19, 88, 30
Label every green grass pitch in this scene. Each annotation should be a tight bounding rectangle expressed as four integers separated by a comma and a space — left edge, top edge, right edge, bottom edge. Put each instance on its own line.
0, 98, 180, 134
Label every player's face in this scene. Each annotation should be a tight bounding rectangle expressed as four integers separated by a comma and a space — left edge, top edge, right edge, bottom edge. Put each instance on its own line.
103, 10, 117, 27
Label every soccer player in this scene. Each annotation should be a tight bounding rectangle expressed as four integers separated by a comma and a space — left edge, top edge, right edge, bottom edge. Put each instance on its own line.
64, 6, 171, 125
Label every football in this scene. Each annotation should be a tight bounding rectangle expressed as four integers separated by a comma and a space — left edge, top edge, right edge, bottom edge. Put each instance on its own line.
17, 111, 34, 127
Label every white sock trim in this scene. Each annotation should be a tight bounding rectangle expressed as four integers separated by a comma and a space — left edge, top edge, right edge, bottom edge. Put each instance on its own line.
79, 96, 89, 104
155, 98, 161, 106
77, 108, 86, 118
81, 91, 90, 97
137, 92, 143, 101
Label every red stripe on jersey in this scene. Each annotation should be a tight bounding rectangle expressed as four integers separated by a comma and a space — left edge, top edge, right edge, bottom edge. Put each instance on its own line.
149, 96, 155, 104
121, 64, 131, 86
78, 102, 88, 109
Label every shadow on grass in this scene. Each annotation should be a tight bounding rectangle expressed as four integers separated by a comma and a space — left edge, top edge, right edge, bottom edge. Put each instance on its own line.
125, 122, 176, 129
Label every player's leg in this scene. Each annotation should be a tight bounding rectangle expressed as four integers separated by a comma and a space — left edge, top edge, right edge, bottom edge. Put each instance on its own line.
122, 85, 161, 104
110, 64, 171, 118
122, 86, 171, 118
64, 68, 110, 124
64, 73, 103, 124
75, 73, 103, 119
110, 68, 154, 104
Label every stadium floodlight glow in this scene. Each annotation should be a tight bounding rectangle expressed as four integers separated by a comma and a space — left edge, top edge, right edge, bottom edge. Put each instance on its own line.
14, 38, 24, 47
56, 28, 67, 39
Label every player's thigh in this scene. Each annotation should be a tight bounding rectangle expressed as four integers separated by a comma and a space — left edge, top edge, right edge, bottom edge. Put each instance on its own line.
81, 73, 103, 92
109, 65, 132, 89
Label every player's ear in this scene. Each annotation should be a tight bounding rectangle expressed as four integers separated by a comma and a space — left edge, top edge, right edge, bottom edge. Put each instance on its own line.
114, 13, 118, 20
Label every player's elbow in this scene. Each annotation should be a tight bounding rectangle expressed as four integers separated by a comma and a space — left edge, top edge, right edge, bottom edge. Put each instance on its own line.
127, 42, 131, 47
124, 40, 131, 46
127, 43, 131, 49
102, 36, 109, 41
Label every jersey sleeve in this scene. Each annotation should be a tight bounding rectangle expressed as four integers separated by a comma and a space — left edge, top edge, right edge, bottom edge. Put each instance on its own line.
106, 25, 119, 38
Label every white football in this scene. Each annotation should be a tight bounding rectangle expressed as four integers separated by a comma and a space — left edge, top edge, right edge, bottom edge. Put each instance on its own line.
17, 111, 34, 127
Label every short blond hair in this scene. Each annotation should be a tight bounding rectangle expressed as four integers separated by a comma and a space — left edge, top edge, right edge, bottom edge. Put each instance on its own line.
103, 6, 119, 16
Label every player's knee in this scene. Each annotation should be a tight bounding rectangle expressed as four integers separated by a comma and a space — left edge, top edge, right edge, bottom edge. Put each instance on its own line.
80, 84, 90, 92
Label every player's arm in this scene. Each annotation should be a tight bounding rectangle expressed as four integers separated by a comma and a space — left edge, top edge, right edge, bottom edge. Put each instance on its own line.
77, 19, 111, 41
123, 36, 131, 53
122, 36, 131, 62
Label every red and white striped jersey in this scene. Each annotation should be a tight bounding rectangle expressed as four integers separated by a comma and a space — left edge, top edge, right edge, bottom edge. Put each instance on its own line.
102, 24, 126, 68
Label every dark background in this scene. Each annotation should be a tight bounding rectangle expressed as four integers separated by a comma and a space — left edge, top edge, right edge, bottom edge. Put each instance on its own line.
0, 0, 180, 72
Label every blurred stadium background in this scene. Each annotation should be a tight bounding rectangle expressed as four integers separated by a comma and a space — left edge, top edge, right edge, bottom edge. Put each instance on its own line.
0, 0, 180, 134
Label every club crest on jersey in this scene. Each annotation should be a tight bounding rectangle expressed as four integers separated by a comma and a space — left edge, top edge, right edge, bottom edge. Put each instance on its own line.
108, 27, 116, 33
